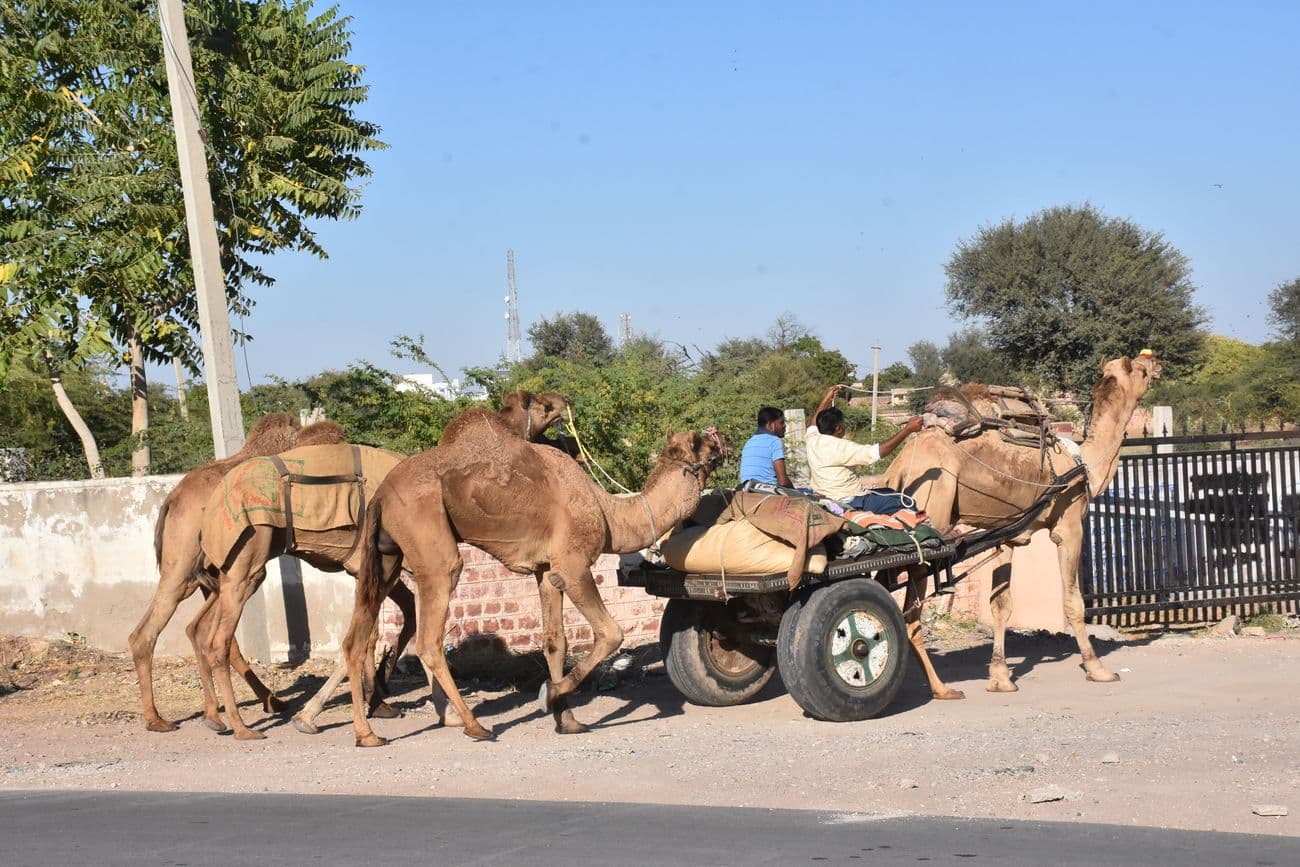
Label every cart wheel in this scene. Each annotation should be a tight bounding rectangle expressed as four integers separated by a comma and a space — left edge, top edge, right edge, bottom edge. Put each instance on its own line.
660, 598, 776, 707
776, 578, 907, 722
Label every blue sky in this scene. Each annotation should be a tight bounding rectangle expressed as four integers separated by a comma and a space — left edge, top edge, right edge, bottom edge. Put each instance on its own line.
237, 1, 1300, 386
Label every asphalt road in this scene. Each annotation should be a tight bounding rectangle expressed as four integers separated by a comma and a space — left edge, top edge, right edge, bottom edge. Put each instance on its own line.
2, 790, 1296, 866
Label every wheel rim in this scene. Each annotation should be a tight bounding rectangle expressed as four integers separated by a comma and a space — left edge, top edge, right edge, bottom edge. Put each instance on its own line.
703, 610, 768, 678
828, 610, 890, 689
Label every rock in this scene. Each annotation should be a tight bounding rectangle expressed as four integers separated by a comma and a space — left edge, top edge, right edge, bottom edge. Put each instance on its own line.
898, 778, 918, 789
1252, 805, 1288, 817
1034, 752, 1050, 764
1100, 752, 1120, 764
1284, 615, 1299, 629
1210, 615, 1238, 637
1241, 626, 1267, 638
1024, 785, 1073, 804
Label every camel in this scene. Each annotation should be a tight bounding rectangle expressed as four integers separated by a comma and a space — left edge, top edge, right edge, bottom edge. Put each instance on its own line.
339, 422, 729, 747
127, 412, 346, 732
189, 391, 574, 740
882, 353, 1162, 697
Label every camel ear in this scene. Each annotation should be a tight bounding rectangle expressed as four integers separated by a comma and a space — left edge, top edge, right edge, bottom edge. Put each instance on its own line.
664, 432, 691, 463
1120, 356, 1132, 373
500, 391, 521, 413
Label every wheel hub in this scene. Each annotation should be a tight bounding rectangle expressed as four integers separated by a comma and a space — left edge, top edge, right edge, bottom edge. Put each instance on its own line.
830, 611, 889, 689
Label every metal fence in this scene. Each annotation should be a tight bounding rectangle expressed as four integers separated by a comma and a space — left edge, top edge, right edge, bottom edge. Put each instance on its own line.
1081, 428, 1300, 624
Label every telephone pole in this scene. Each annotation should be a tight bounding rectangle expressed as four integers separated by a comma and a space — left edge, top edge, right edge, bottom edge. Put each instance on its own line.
157, 0, 244, 458
870, 342, 882, 430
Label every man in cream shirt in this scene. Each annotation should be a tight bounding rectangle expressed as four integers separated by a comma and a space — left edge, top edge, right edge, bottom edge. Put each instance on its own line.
806, 385, 924, 501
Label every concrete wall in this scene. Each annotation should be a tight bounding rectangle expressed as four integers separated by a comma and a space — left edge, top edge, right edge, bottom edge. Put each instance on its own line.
942, 530, 1066, 632
0, 475, 662, 663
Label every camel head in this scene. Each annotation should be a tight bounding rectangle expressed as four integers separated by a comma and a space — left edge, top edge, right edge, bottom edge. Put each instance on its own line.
658, 428, 732, 484
498, 390, 574, 441
1095, 353, 1162, 408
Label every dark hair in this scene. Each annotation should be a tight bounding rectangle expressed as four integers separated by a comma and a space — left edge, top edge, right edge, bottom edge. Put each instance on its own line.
756, 406, 784, 428
816, 406, 844, 435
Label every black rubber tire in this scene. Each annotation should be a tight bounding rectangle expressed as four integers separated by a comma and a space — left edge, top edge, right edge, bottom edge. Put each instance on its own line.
660, 598, 776, 707
776, 578, 908, 722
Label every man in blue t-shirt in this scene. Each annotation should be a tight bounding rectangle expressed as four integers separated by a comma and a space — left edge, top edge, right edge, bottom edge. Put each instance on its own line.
738, 406, 791, 487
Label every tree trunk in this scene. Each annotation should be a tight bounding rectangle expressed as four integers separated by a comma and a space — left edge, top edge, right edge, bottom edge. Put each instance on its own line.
49, 375, 104, 480
130, 334, 151, 476
172, 356, 188, 420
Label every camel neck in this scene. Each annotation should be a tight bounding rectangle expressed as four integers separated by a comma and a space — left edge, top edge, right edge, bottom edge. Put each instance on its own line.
599, 464, 699, 554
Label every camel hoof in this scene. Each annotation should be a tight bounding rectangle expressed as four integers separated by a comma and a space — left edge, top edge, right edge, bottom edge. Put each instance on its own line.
234, 728, 267, 741
537, 681, 553, 714
555, 719, 590, 735
264, 695, 287, 714
986, 681, 1019, 693
201, 716, 228, 734
145, 718, 179, 733
933, 688, 966, 701
370, 701, 401, 720
464, 723, 495, 742
1087, 669, 1121, 683
356, 734, 388, 748
291, 715, 320, 736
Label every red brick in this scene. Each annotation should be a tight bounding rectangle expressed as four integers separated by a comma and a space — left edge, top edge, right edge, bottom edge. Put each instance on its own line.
518, 615, 539, 630
484, 601, 501, 615
503, 600, 520, 614
466, 603, 482, 617
498, 618, 514, 631
481, 619, 500, 633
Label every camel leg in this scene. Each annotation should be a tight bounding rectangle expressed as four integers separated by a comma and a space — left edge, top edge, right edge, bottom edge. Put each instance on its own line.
986, 549, 1018, 693
185, 588, 227, 732
408, 570, 493, 741
902, 570, 965, 701
127, 566, 200, 733
1054, 524, 1119, 683
205, 566, 269, 741
537, 572, 588, 735
343, 586, 389, 748
369, 579, 418, 719
537, 567, 624, 723
294, 561, 407, 734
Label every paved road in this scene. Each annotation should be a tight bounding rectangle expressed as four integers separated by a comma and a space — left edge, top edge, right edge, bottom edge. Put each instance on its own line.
2, 790, 1295, 866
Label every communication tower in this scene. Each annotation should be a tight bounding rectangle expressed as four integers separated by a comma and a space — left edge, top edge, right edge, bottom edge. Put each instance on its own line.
619, 312, 632, 345
505, 249, 522, 362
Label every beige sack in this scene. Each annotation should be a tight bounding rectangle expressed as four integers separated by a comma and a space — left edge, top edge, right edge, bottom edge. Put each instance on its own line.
660, 520, 827, 576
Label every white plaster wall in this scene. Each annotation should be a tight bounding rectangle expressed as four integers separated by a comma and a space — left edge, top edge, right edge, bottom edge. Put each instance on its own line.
0, 475, 354, 661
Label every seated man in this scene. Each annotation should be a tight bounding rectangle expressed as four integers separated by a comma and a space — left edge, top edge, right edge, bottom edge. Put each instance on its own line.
806, 385, 922, 501
738, 406, 791, 488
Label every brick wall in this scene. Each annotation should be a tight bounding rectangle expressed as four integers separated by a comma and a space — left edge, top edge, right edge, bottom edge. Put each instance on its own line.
377, 545, 665, 659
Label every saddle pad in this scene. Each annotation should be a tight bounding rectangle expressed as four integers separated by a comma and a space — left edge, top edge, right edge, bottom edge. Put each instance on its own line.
201, 443, 404, 572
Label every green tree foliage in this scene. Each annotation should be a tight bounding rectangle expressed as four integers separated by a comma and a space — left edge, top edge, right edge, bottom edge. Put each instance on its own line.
1268, 277, 1300, 345
526, 312, 614, 365
940, 327, 1018, 385
1152, 334, 1299, 427
875, 362, 913, 389
945, 203, 1207, 391
1, 0, 383, 471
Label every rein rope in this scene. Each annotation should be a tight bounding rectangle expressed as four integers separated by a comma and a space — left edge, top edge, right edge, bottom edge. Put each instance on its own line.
563, 406, 634, 494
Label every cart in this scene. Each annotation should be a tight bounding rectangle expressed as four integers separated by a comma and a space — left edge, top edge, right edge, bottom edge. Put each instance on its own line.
617, 466, 1085, 722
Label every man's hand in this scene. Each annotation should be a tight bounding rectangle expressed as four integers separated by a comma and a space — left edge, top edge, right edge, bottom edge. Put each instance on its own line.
824, 384, 842, 400
903, 415, 924, 435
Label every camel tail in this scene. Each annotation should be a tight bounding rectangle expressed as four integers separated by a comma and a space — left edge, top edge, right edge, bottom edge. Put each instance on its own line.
356, 493, 388, 614
153, 498, 171, 568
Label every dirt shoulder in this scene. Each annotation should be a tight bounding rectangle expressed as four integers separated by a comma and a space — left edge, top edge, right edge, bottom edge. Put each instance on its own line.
2, 627, 1298, 836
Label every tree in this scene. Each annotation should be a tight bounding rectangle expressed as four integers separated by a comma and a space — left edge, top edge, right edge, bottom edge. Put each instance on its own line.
527, 312, 614, 364
1268, 277, 1300, 345
876, 362, 913, 390
907, 340, 943, 388
1, 0, 384, 475
940, 327, 1018, 385
945, 203, 1207, 391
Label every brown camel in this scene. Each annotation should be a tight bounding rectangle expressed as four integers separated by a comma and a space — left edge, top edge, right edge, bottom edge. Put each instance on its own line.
189, 391, 574, 740
127, 413, 346, 732
340, 423, 728, 747
882, 354, 1162, 697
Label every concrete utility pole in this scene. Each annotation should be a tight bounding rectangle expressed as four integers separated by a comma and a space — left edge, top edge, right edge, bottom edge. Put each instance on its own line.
157, 0, 244, 458
870, 342, 882, 430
